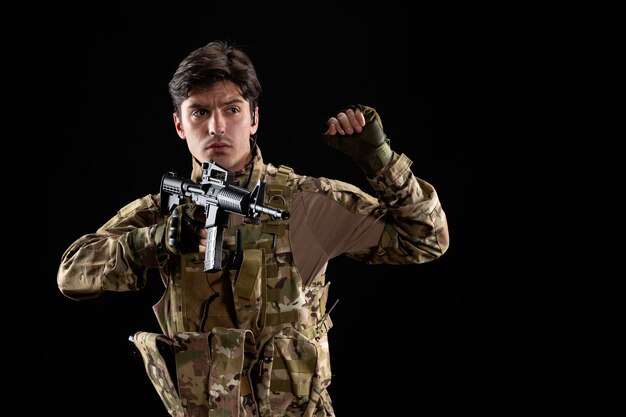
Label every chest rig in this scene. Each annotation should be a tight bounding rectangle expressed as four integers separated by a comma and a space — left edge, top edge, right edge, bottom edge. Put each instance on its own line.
131, 165, 335, 417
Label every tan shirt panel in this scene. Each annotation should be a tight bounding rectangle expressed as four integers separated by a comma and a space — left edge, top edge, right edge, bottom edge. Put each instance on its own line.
290, 191, 384, 282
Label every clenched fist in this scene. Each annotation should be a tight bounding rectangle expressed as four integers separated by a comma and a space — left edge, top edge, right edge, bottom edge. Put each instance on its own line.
323, 104, 392, 174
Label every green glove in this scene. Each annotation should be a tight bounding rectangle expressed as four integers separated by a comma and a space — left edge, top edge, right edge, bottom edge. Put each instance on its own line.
323, 104, 393, 174
156, 203, 205, 255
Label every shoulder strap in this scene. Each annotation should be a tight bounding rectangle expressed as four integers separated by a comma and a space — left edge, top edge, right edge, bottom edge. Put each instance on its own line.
263, 165, 293, 236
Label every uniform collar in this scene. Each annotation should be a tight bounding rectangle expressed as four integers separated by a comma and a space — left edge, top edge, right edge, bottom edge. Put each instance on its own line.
190, 147, 266, 190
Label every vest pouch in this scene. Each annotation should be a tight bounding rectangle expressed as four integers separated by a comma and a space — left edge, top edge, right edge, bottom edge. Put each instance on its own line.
132, 331, 185, 417
232, 248, 266, 335
257, 327, 333, 416
131, 328, 252, 417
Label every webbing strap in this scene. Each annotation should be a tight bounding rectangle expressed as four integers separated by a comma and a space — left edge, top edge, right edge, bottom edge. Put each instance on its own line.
273, 355, 316, 373
300, 315, 334, 341
265, 309, 300, 326
275, 165, 293, 185
263, 165, 292, 237
260, 223, 285, 235
268, 165, 292, 200
269, 379, 311, 397
266, 287, 280, 302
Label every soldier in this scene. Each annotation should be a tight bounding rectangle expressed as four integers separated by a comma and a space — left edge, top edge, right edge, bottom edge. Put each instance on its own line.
57, 40, 449, 417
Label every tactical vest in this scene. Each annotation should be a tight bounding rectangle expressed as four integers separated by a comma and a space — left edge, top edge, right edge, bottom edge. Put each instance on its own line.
131, 165, 335, 417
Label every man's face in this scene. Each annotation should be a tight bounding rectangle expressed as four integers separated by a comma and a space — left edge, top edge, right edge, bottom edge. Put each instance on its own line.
174, 80, 259, 172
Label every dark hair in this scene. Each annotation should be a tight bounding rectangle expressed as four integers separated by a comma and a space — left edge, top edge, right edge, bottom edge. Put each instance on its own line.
168, 40, 261, 117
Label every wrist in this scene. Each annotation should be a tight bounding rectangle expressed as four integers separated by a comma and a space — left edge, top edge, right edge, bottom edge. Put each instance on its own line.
357, 141, 392, 175
153, 221, 172, 260
126, 223, 169, 266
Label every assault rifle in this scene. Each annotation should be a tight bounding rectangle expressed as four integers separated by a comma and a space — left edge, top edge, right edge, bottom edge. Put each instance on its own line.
160, 160, 289, 272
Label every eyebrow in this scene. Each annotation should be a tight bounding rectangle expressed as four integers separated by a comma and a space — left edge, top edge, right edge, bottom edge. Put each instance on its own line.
221, 98, 246, 106
187, 97, 247, 109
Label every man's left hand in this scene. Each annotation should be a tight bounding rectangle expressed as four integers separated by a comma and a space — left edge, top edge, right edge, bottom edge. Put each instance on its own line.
323, 104, 392, 174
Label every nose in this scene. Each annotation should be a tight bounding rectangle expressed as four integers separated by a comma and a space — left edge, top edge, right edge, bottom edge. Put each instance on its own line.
208, 113, 225, 136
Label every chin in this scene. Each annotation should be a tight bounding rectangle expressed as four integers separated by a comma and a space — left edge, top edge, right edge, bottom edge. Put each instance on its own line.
205, 155, 233, 170
202, 150, 225, 162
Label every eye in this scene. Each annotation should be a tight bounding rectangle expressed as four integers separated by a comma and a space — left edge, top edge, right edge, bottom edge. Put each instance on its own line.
227, 107, 240, 114
192, 109, 208, 117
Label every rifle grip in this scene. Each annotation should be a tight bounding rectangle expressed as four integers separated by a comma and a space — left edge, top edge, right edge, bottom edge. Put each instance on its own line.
168, 208, 180, 249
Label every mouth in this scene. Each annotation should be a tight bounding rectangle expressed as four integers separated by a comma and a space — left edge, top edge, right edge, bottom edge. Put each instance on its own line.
208, 142, 230, 150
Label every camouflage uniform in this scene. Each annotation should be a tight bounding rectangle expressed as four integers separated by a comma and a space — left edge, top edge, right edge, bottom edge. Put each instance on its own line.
57, 146, 449, 417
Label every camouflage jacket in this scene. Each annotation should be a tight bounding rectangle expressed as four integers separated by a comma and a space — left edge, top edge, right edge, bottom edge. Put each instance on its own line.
57, 147, 449, 417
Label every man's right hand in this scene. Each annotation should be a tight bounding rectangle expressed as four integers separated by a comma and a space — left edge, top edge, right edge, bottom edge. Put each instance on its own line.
163, 203, 207, 254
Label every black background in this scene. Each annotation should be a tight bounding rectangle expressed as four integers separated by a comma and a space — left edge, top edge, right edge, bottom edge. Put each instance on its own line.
13, 3, 623, 416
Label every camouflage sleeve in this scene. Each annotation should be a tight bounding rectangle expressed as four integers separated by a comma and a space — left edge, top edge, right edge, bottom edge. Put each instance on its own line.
57, 194, 166, 301
352, 151, 449, 264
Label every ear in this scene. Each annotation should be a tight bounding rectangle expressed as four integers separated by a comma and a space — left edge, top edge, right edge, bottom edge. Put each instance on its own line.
251, 106, 259, 135
173, 112, 186, 140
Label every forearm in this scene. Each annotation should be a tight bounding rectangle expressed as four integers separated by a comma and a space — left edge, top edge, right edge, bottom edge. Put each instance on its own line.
322, 104, 449, 262
57, 233, 146, 299
57, 195, 164, 300
363, 152, 449, 263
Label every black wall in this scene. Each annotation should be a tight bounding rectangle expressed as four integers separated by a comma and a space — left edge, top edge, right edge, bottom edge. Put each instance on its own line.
16, 3, 622, 416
